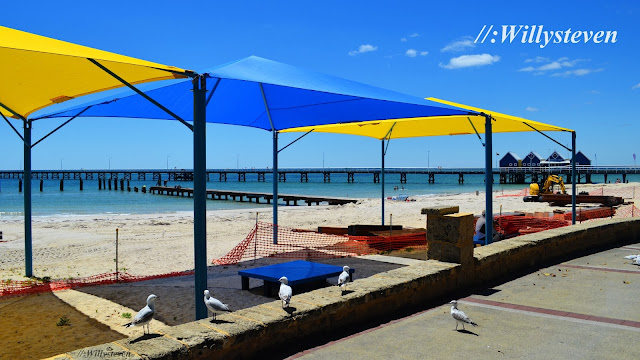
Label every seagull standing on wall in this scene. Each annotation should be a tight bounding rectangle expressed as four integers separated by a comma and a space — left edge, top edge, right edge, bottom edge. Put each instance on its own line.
204, 289, 231, 321
338, 266, 350, 294
449, 300, 478, 331
123, 294, 157, 334
279, 276, 292, 308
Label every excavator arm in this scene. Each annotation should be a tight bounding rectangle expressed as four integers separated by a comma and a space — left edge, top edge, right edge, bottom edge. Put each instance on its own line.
541, 175, 567, 195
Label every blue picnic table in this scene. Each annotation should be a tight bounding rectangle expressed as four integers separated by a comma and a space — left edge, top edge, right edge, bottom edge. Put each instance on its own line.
238, 260, 355, 296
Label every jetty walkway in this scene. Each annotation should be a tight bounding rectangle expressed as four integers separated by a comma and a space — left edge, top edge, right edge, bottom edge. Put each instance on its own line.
149, 186, 358, 206
1, 166, 639, 185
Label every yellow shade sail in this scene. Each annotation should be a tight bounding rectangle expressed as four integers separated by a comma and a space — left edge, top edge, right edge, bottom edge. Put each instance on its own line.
426, 97, 573, 133
0, 25, 190, 119
280, 98, 572, 140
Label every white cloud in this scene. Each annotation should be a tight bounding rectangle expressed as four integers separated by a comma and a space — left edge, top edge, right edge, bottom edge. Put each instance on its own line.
348, 44, 378, 56
633, 83, 640, 90
441, 37, 475, 52
551, 68, 604, 77
538, 62, 563, 71
520, 57, 599, 77
440, 54, 500, 69
525, 106, 539, 112
524, 56, 550, 63
401, 33, 419, 42
405, 49, 428, 58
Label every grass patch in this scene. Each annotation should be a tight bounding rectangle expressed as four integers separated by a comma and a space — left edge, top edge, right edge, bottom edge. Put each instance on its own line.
121, 312, 132, 319
56, 315, 71, 327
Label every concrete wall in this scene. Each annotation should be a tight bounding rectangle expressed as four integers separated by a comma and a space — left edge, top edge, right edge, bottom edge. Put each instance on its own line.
57, 218, 640, 360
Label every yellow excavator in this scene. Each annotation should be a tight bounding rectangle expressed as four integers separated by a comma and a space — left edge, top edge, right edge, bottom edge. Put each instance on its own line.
523, 175, 566, 202
523, 174, 624, 206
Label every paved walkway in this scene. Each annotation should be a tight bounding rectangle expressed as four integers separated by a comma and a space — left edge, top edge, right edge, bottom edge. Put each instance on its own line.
289, 243, 640, 359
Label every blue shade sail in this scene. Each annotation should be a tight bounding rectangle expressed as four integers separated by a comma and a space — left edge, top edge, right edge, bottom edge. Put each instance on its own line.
36, 56, 474, 130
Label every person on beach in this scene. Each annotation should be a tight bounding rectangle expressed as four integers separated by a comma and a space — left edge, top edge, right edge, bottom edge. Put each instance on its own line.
475, 211, 500, 243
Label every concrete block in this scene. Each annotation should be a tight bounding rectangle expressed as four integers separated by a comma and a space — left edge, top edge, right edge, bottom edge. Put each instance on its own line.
427, 213, 473, 245
421, 205, 459, 215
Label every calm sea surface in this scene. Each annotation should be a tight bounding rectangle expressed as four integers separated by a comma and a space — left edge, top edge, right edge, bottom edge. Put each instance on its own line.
0, 172, 632, 217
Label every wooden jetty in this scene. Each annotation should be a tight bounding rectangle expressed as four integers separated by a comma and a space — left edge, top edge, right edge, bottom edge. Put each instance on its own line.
2, 166, 640, 185
149, 186, 358, 206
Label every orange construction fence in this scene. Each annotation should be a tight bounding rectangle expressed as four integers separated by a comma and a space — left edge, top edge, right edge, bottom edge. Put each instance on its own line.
0, 270, 194, 298
496, 187, 529, 197
213, 222, 426, 266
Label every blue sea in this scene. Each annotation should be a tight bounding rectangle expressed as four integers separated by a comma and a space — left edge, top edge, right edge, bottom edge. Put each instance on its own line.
0, 172, 633, 217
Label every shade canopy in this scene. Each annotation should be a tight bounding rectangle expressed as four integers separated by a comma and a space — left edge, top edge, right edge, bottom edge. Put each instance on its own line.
37, 56, 474, 130
280, 98, 573, 139
0, 25, 189, 119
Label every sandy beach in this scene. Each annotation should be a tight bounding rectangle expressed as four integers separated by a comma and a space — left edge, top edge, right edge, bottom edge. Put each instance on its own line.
1, 182, 637, 282
0, 183, 638, 359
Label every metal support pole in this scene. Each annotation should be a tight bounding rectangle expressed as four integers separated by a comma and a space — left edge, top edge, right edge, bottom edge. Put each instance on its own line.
259, 83, 278, 244
381, 140, 385, 226
571, 132, 576, 225
484, 115, 493, 246
24, 119, 32, 277
193, 75, 208, 320
273, 131, 278, 244
115, 228, 119, 282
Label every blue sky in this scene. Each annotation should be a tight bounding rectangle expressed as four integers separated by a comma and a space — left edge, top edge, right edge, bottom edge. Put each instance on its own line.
2, 1, 638, 170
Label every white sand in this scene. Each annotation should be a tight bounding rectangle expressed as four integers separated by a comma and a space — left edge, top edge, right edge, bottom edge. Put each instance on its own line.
0, 182, 637, 282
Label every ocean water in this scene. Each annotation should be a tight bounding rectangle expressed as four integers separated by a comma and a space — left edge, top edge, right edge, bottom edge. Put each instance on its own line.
0, 172, 633, 217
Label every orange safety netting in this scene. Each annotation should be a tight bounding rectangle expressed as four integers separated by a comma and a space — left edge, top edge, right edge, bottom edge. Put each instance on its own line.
588, 186, 639, 199
603, 203, 640, 219
496, 187, 529, 197
213, 222, 426, 266
0, 270, 194, 298
494, 215, 570, 236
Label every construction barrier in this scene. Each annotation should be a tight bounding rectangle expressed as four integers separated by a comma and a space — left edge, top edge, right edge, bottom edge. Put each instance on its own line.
0, 270, 194, 298
496, 187, 529, 198
213, 222, 426, 266
589, 186, 638, 200
494, 215, 570, 237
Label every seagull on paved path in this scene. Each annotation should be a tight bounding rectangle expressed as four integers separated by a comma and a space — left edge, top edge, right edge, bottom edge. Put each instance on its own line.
449, 300, 478, 331
204, 289, 231, 321
624, 254, 640, 262
278, 276, 292, 308
337, 266, 350, 294
123, 294, 157, 334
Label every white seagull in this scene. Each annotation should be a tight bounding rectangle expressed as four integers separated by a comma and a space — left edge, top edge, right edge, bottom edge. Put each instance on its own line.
204, 289, 231, 321
338, 266, 350, 294
449, 300, 478, 331
278, 276, 292, 308
624, 254, 640, 261
123, 294, 157, 334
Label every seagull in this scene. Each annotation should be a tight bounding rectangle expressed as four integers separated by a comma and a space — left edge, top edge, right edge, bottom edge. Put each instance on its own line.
337, 266, 350, 294
123, 294, 157, 334
204, 289, 231, 321
278, 276, 292, 308
624, 254, 640, 261
449, 300, 478, 331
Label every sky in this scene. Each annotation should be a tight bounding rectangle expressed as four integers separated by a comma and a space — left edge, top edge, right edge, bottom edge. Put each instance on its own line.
1, 1, 639, 170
